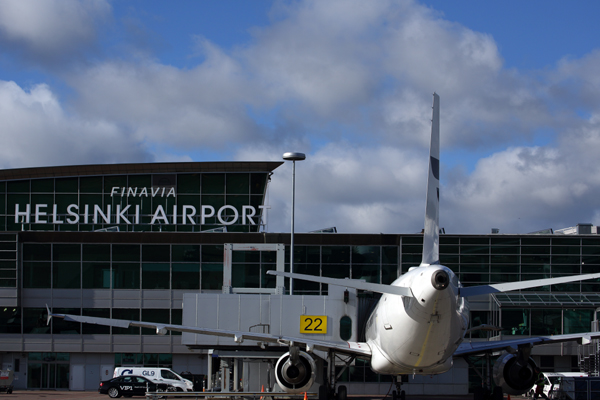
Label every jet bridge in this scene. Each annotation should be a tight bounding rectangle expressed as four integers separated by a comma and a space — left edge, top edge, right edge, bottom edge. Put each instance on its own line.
181, 243, 360, 392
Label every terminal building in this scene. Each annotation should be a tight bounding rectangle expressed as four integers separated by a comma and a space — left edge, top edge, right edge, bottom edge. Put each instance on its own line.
0, 161, 599, 394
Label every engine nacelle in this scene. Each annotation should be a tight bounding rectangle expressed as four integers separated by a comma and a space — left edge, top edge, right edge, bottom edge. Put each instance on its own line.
274, 350, 316, 394
493, 352, 537, 395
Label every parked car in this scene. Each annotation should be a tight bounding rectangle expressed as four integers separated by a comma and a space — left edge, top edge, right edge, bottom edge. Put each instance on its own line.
99, 375, 174, 398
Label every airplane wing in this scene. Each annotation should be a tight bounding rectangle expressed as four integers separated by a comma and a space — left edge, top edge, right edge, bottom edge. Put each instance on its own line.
266, 271, 413, 297
455, 331, 600, 357
47, 306, 372, 359
460, 272, 600, 297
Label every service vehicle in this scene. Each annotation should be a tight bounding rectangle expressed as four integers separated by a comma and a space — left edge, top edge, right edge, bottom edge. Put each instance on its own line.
113, 367, 193, 392
99, 375, 173, 398
0, 369, 14, 394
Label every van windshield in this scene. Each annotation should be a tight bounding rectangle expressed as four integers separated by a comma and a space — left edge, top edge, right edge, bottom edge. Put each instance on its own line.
161, 370, 179, 380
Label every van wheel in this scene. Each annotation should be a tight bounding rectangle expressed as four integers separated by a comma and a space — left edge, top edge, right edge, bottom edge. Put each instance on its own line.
108, 387, 121, 398
167, 386, 177, 392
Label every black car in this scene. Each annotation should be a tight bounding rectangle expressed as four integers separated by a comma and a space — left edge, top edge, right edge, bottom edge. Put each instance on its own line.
99, 375, 173, 398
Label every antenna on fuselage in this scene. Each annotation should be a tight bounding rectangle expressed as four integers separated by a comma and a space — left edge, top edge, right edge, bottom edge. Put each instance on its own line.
420, 93, 440, 267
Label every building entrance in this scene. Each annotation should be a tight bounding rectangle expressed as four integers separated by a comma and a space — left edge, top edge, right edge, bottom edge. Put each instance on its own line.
26, 353, 69, 389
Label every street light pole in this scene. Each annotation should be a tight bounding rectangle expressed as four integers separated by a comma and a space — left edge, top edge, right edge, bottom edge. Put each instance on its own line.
282, 152, 305, 295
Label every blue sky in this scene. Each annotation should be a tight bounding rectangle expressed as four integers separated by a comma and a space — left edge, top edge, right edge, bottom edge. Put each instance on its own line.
0, 0, 599, 235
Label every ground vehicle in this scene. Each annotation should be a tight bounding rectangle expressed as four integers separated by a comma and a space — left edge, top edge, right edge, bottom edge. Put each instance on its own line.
99, 375, 173, 398
0, 369, 14, 394
526, 372, 588, 399
113, 367, 193, 392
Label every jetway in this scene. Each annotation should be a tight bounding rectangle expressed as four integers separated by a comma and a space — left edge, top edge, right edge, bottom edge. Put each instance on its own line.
181, 243, 361, 393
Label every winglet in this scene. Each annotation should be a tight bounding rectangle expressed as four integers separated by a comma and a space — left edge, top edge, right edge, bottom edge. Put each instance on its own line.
46, 304, 52, 326
421, 93, 440, 266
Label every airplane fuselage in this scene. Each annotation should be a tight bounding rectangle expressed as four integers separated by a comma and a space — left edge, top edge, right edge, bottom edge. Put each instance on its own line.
365, 265, 469, 375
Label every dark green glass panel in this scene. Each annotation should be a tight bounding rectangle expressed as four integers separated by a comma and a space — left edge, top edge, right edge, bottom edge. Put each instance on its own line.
402, 236, 423, 245
491, 255, 519, 263
172, 263, 200, 289
521, 255, 550, 264
112, 263, 140, 289
460, 246, 489, 254
460, 264, 488, 273
232, 263, 260, 288
112, 309, 140, 335
552, 246, 580, 255
460, 237, 489, 245
402, 245, 422, 254
23, 262, 51, 288
352, 246, 380, 264
53, 262, 81, 288
233, 251, 259, 263
23, 244, 51, 261
141, 309, 170, 335
104, 175, 127, 193
112, 244, 140, 261
80, 176, 102, 193
53, 244, 81, 261
172, 245, 200, 262
293, 264, 320, 293
31, 179, 54, 193
177, 174, 201, 194
439, 254, 459, 264
23, 308, 50, 334
552, 237, 580, 246
0, 306, 19, 333
261, 263, 276, 288
552, 255, 581, 264
55, 194, 78, 214
501, 308, 530, 335
128, 174, 151, 188
322, 264, 350, 279
82, 262, 110, 288
402, 254, 421, 264
226, 174, 249, 194
461, 255, 489, 263
142, 244, 170, 262
250, 173, 267, 195
7, 180, 29, 193
491, 237, 520, 245
491, 264, 519, 273
521, 246, 550, 254
531, 309, 561, 335
381, 246, 398, 264
201, 263, 223, 290
440, 245, 459, 254
201, 195, 224, 209
53, 308, 80, 334
202, 174, 224, 194
8, 193, 29, 216
521, 237, 550, 246
491, 246, 520, 255
171, 309, 182, 336
352, 264, 379, 283
521, 265, 550, 273
322, 246, 350, 264
583, 246, 600, 255
380, 264, 397, 284
564, 309, 594, 334
142, 263, 170, 289
83, 244, 110, 261
55, 178, 78, 193
202, 245, 223, 262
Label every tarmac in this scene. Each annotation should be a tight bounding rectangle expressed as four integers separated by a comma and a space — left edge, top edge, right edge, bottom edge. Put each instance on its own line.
0, 391, 531, 400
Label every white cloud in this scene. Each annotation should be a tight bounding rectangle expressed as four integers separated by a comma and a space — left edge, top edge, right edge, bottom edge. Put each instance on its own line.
0, 0, 111, 66
0, 80, 151, 168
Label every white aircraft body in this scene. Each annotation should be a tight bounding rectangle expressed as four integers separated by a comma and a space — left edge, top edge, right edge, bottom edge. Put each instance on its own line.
50, 93, 600, 400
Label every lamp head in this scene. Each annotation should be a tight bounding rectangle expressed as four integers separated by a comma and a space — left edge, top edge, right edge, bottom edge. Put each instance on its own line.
283, 152, 306, 161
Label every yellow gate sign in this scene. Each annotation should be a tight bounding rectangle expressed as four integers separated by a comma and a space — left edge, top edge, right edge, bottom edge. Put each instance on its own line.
300, 315, 327, 334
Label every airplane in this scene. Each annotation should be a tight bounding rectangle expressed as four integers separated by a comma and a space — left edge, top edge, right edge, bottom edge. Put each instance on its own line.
49, 93, 600, 400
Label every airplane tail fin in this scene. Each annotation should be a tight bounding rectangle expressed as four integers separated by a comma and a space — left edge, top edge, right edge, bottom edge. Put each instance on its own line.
421, 93, 440, 267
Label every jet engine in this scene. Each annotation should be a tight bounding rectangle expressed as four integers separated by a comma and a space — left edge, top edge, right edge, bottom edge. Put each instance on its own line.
275, 348, 316, 394
492, 351, 537, 395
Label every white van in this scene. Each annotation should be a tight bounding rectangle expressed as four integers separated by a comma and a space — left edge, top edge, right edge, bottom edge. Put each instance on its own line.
113, 367, 193, 392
